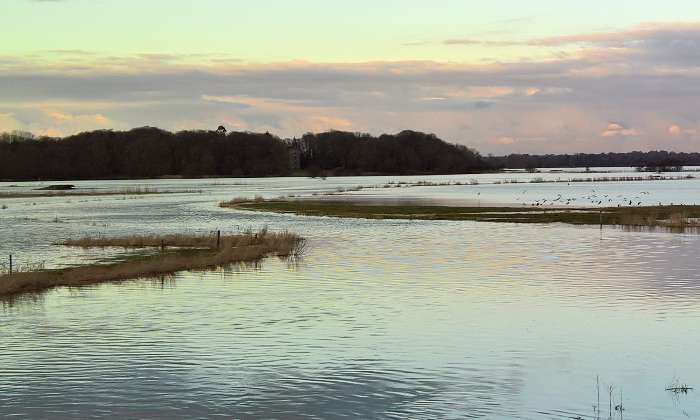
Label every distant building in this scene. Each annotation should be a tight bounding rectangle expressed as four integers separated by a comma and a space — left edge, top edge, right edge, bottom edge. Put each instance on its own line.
288, 144, 301, 171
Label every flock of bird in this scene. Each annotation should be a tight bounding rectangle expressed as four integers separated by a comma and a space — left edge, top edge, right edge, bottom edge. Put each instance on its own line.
513, 189, 653, 207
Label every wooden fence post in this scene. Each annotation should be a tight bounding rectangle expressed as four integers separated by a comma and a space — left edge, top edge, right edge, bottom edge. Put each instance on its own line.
9, 254, 12, 275
217, 230, 221, 248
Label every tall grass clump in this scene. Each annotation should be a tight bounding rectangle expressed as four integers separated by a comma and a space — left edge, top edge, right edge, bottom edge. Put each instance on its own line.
219, 195, 265, 208
0, 229, 305, 298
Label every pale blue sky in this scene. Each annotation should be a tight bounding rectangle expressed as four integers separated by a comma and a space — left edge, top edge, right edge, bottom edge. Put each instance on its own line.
4, 0, 700, 61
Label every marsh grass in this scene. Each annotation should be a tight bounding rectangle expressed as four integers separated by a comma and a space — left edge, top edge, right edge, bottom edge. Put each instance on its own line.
36, 184, 75, 190
0, 260, 45, 275
219, 195, 265, 207
282, 173, 698, 198
64, 233, 224, 248
225, 198, 700, 231
0, 229, 305, 297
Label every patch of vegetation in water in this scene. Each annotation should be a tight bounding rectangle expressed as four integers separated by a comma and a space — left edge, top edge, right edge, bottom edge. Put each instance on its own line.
0, 229, 305, 298
36, 184, 75, 191
225, 198, 700, 231
0, 186, 202, 199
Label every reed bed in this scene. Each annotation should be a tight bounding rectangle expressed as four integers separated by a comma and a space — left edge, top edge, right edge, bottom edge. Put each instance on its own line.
64, 233, 223, 248
219, 195, 265, 207
0, 229, 305, 297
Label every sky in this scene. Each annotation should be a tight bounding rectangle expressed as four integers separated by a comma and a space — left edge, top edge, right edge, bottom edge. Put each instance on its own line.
2, 0, 700, 153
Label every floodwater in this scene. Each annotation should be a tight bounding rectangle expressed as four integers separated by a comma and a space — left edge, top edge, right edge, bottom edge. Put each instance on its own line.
2, 171, 700, 419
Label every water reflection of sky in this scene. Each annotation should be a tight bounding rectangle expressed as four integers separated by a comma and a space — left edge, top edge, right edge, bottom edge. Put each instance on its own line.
2, 175, 700, 418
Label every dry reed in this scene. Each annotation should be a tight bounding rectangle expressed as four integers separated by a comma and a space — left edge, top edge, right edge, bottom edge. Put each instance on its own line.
0, 229, 305, 297
219, 195, 265, 208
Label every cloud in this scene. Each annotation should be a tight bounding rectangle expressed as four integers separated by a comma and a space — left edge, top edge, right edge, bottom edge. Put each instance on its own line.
45, 110, 109, 125
0, 112, 21, 132
601, 122, 641, 138
439, 22, 700, 69
442, 39, 523, 46
668, 124, 698, 136
200, 95, 254, 108
489, 136, 516, 145
307, 115, 353, 131
533, 22, 700, 70
199, 94, 353, 133
532, 22, 700, 46
2, 109, 115, 137
3, 22, 700, 153
467, 86, 514, 98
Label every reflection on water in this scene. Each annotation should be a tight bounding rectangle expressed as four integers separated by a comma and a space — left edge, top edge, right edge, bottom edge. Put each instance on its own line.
2, 176, 700, 418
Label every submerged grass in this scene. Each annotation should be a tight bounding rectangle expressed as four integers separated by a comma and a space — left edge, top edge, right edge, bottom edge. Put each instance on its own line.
223, 198, 700, 230
288, 174, 697, 197
0, 187, 202, 199
0, 229, 305, 298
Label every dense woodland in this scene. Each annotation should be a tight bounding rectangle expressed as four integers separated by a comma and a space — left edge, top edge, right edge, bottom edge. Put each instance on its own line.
486, 152, 700, 171
2, 127, 698, 180
0, 128, 490, 180
294, 130, 488, 176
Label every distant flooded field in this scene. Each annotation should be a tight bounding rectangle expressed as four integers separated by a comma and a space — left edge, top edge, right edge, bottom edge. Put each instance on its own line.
2, 170, 700, 419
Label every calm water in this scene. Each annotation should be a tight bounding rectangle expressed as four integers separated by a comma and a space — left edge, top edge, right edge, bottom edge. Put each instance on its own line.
2, 173, 700, 419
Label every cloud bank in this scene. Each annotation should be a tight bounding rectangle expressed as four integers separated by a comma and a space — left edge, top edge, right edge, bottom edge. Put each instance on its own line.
2, 22, 700, 153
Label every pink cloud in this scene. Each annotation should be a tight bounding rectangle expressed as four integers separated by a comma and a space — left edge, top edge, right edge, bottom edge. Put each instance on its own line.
489, 136, 516, 145
531, 22, 700, 46
601, 122, 641, 138
668, 124, 698, 136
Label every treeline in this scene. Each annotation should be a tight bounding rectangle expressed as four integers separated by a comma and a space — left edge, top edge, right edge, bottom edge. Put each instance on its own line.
294, 130, 488, 176
0, 127, 490, 180
486, 151, 700, 171
0, 128, 290, 180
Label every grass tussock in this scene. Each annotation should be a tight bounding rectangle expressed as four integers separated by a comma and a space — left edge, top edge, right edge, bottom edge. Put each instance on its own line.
219, 195, 265, 208
0, 229, 305, 298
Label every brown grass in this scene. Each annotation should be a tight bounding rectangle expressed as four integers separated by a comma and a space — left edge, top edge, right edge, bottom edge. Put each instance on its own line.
617, 209, 661, 226
226, 198, 700, 231
64, 233, 224, 248
219, 195, 265, 207
0, 230, 305, 298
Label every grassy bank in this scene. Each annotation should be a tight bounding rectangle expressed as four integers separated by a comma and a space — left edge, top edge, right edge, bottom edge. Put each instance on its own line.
222, 198, 700, 230
0, 229, 305, 297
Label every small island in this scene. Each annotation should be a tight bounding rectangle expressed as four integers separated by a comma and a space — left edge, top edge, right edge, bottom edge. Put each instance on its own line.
0, 229, 305, 298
